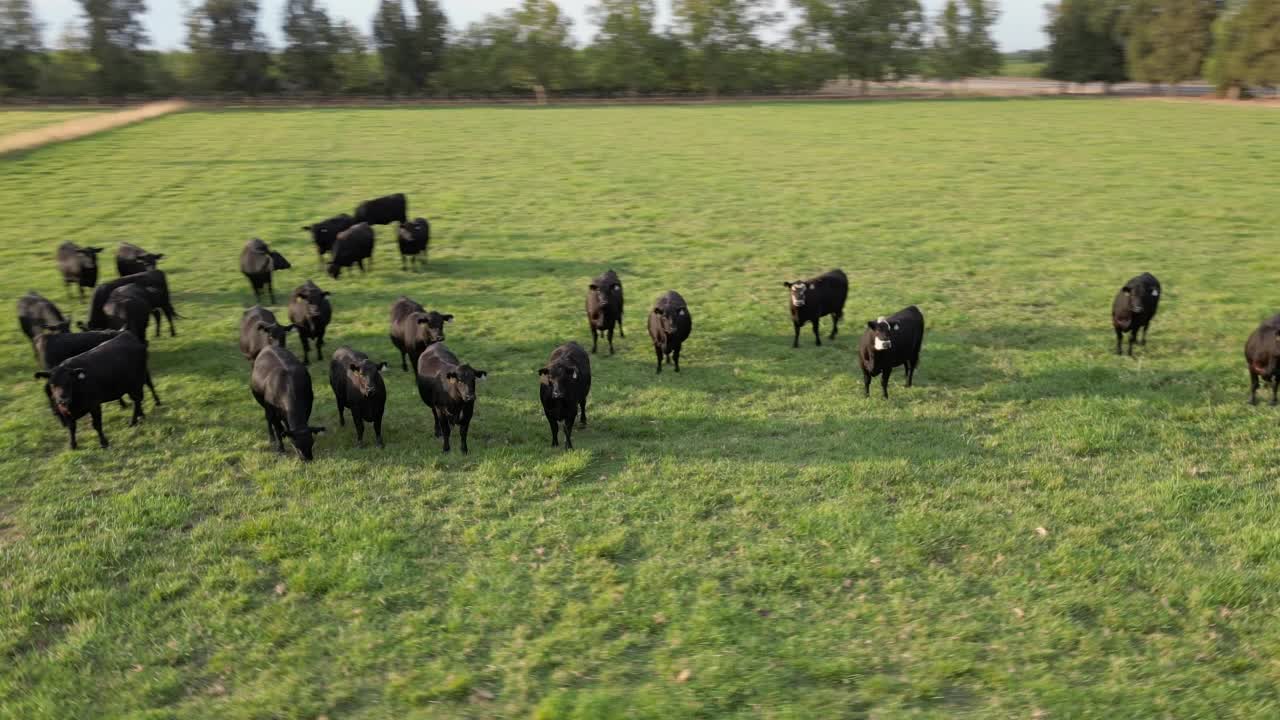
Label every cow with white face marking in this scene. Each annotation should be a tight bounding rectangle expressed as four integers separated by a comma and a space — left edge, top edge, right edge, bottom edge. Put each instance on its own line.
858, 305, 924, 399
1112, 272, 1161, 357
783, 269, 847, 348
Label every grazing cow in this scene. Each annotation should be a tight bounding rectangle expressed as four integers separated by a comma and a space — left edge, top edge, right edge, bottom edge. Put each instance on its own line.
327, 223, 375, 279
1245, 314, 1280, 405
101, 284, 155, 343
287, 280, 332, 364
648, 291, 693, 374
389, 296, 451, 371
87, 270, 177, 337
539, 342, 591, 449
34, 332, 159, 449
586, 270, 623, 354
859, 306, 925, 399
302, 214, 355, 260
1113, 272, 1162, 357
784, 269, 848, 348
250, 344, 325, 461
56, 242, 104, 299
35, 330, 122, 370
18, 292, 68, 355
353, 193, 407, 226
397, 217, 430, 270
240, 238, 292, 304
115, 242, 165, 277
239, 305, 293, 362
329, 346, 388, 447
416, 343, 486, 454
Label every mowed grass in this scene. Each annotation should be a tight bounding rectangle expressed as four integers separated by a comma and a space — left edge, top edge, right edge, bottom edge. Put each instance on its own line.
0, 110, 107, 136
3, 99, 1280, 718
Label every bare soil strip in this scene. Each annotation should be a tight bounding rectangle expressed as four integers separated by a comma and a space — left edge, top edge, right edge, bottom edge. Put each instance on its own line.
0, 100, 190, 156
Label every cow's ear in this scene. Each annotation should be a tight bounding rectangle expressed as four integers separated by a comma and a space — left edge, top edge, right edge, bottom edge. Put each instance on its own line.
442, 314, 454, 322
892, 323, 901, 331
34, 371, 50, 379
154, 254, 165, 260
302, 225, 312, 231
588, 284, 599, 290
323, 291, 331, 297
782, 281, 793, 288
349, 363, 361, 373
475, 370, 488, 379
867, 321, 877, 330
652, 307, 663, 316
538, 367, 550, 376
1122, 287, 1131, 295
446, 372, 458, 381
309, 426, 326, 435
377, 362, 388, 372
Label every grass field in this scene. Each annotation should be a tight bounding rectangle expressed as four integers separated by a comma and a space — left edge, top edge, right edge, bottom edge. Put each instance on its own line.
0, 110, 107, 136
3, 99, 1280, 718
999, 62, 1045, 78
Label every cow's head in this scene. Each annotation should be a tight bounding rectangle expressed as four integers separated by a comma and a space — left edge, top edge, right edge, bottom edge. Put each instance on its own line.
257, 321, 294, 349
415, 312, 453, 345
35, 365, 85, 417
538, 361, 579, 400
270, 251, 292, 272
294, 282, 330, 315
588, 281, 619, 308
651, 304, 687, 335
1121, 282, 1158, 316
866, 316, 900, 351
446, 365, 487, 403
79, 247, 103, 268
287, 425, 326, 461
347, 358, 388, 397
783, 280, 814, 308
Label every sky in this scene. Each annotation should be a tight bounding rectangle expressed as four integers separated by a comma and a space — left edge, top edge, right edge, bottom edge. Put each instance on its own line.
37, 0, 1048, 53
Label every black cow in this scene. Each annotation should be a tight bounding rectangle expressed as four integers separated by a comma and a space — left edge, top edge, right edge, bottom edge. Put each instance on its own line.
354, 193, 407, 226
250, 344, 325, 461
56, 242, 104, 299
586, 270, 623, 354
239, 305, 293, 362
389, 296, 451, 371
240, 238, 291, 305
87, 270, 177, 337
288, 280, 332, 364
1113, 272, 1162, 357
327, 223, 375, 279
539, 342, 591, 449
329, 346, 388, 447
859, 305, 925, 399
648, 291, 693, 374
397, 217, 430, 271
1245, 314, 1280, 405
100, 284, 154, 343
18, 292, 68, 355
302, 214, 354, 260
35, 330, 122, 371
784, 269, 848, 348
116, 242, 165, 277
416, 343, 486, 454
34, 332, 159, 449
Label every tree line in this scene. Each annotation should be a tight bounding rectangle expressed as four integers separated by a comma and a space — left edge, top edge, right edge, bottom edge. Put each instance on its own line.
0, 0, 999, 99
1043, 0, 1278, 96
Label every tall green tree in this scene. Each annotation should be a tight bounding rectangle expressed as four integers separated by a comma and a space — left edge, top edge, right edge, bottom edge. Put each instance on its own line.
186, 0, 272, 94
589, 0, 664, 93
282, 0, 336, 92
962, 0, 1001, 77
0, 0, 42, 92
332, 19, 381, 94
77, 0, 149, 94
1205, 0, 1279, 96
1126, 0, 1217, 91
512, 0, 576, 100
931, 0, 965, 80
412, 0, 448, 91
1044, 0, 1128, 88
373, 0, 417, 94
675, 0, 777, 96
793, 0, 925, 94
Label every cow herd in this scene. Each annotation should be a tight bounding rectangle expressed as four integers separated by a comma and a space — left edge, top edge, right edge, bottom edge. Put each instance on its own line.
17, 193, 1280, 461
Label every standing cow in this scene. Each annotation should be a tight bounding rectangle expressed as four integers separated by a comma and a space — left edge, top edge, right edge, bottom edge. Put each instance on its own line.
239, 305, 293, 362
240, 238, 292, 304
539, 342, 591, 449
34, 332, 160, 449
354, 193, 408, 226
327, 223, 375, 279
1245, 314, 1280, 405
1113, 272, 1162, 357
288, 280, 332, 364
397, 217, 430, 270
116, 243, 165, 277
859, 305, 925, 399
586, 270, 623, 354
250, 344, 325, 461
302, 214, 355, 260
783, 269, 847, 348
416, 343, 486, 454
101, 284, 155, 343
56, 242, 104, 299
18, 292, 68, 356
648, 291, 693, 374
87, 270, 177, 337
35, 330, 122, 371
389, 296, 452, 371
329, 346, 388, 447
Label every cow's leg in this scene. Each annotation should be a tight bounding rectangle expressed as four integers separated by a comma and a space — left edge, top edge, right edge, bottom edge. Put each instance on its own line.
1141, 323, 1150, 346
373, 418, 384, 448
357, 259, 366, 273
618, 314, 624, 338
268, 280, 276, 306
299, 336, 310, 364
881, 368, 892, 399
864, 369, 873, 397
1250, 372, 1260, 405
165, 307, 176, 337
905, 360, 915, 388
66, 417, 78, 450
654, 345, 663, 374
563, 414, 574, 450
440, 419, 452, 453
546, 412, 559, 447
401, 254, 407, 271
336, 400, 346, 426
400, 350, 408, 372
579, 397, 588, 427
264, 410, 280, 449
812, 319, 822, 346
430, 407, 441, 437
354, 417, 365, 445
607, 327, 614, 355
829, 315, 839, 340
459, 419, 469, 454
1272, 377, 1279, 406
591, 327, 599, 354
793, 321, 801, 348
1128, 330, 1137, 357
1115, 328, 1123, 356
90, 405, 109, 448
129, 390, 144, 425
673, 346, 681, 373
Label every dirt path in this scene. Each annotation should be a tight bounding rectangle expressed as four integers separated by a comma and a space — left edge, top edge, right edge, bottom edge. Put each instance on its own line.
0, 100, 189, 156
